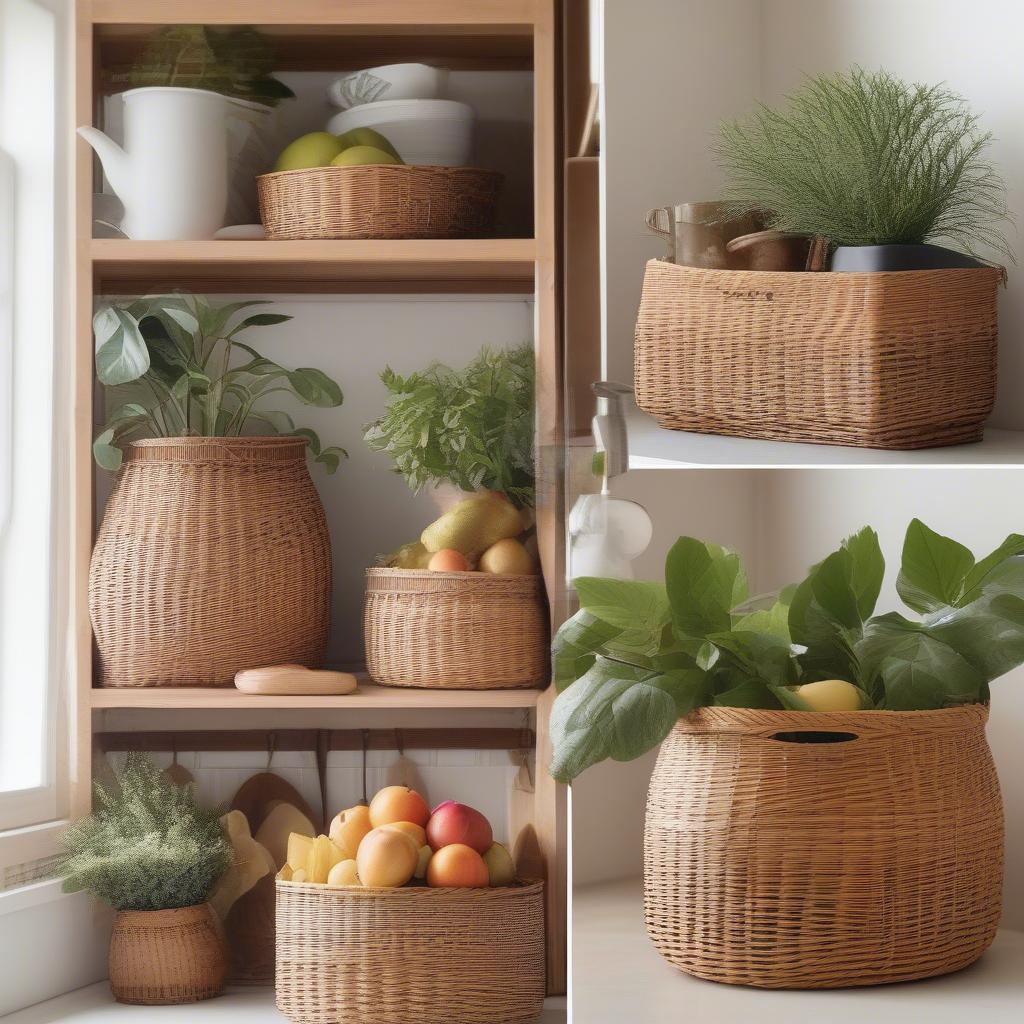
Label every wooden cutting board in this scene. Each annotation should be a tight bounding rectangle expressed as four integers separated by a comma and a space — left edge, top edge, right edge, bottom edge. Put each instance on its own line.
230, 773, 320, 834
234, 665, 358, 696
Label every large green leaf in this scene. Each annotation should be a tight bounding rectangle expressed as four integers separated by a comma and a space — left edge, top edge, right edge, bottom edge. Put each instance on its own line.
94, 307, 150, 386
897, 518, 976, 613
574, 577, 670, 632
713, 678, 783, 709
665, 537, 747, 637
961, 534, 1024, 605
288, 367, 343, 407
552, 608, 626, 691
706, 629, 797, 687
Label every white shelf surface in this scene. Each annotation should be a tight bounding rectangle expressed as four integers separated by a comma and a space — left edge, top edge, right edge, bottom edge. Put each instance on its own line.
626, 402, 1024, 468
574, 877, 1024, 1024
5, 984, 566, 1023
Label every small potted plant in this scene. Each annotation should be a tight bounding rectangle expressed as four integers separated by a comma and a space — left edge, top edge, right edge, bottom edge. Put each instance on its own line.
361, 344, 547, 689
60, 754, 232, 1005
550, 520, 1018, 987
90, 293, 346, 687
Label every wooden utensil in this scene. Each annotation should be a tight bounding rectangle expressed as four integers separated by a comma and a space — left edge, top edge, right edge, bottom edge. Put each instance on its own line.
235, 664, 358, 696
230, 773, 320, 834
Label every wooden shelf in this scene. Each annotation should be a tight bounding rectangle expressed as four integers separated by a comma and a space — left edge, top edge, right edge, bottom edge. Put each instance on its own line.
91, 238, 538, 293
90, 677, 544, 711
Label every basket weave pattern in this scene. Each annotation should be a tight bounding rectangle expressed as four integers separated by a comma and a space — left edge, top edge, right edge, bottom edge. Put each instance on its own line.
275, 880, 546, 1024
364, 568, 548, 689
109, 904, 227, 1005
257, 165, 503, 240
90, 437, 331, 688
634, 260, 1001, 449
644, 705, 1004, 988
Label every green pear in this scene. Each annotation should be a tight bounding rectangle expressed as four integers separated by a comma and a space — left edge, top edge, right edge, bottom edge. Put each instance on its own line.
274, 131, 346, 171
335, 127, 403, 162
331, 145, 402, 167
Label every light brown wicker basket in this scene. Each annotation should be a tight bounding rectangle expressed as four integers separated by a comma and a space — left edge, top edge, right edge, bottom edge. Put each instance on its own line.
108, 904, 227, 1005
90, 437, 331, 688
275, 880, 545, 1024
634, 259, 1003, 449
364, 568, 548, 689
644, 705, 1004, 989
257, 164, 503, 240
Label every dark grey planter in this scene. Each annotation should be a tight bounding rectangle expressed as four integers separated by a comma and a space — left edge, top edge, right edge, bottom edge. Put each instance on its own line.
830, 242, 985, 271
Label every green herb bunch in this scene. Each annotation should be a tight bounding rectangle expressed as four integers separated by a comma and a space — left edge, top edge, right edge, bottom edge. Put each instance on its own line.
364, 344, 535, 508
60, 754, 231, 911
93, 293, 346, 473
716, 67, 1012, 259
551, 519, 1024, 782
113, 25, 294, 108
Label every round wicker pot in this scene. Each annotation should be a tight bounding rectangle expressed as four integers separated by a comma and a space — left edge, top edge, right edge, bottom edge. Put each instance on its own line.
275, 880, 546, 1024
109, 904, 227, 1005
90, 437, 331, 687
644, 705, 1004, 989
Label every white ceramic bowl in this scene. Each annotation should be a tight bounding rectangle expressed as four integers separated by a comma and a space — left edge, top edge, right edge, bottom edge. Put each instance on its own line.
327, 63, 449, 109
327, 99, 474, 167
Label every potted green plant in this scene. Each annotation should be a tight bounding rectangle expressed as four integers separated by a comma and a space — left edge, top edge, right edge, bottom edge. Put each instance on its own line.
90, 294, 345, 687
60, 755, 232, 1005
716, 67, 1013, 270
551, 520, 1018, 987
361, 344, 546, 689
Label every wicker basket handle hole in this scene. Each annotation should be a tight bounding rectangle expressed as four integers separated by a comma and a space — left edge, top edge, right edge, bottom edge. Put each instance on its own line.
768, 730, 859, 744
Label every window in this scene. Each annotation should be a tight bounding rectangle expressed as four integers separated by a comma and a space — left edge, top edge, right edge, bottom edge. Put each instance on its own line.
0, 0, 70, 834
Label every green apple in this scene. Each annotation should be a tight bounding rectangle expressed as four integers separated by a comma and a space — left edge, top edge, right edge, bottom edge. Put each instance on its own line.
274, 132, 345, 172
331, 145, 402, 167
335, 127, 403, 162
482, 842, 515, 886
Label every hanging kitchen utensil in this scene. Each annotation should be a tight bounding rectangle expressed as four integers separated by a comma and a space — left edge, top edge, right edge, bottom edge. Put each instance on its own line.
161, 738, 195, 789
385, 728, 429, 798
229, 734, 320, 833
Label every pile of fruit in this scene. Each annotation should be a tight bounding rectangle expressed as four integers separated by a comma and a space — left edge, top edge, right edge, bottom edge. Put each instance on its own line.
385, 491, 537, 575
274, 128, 404, 171
279, 785, 516, 889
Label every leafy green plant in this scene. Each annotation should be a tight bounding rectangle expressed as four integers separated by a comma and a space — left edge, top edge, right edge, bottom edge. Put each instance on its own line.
59, 754, 231, 911
550, 519, 1024, 782
111, 25, 294, 108
364, 344, 535, 508
93, 293, 347, 473
716, 67, 1012, 259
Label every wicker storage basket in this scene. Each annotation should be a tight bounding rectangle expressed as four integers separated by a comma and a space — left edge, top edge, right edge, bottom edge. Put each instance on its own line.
634, 259, 1002, 449
275, 880, 545, 1024
644, 705, 1004, 989
364, 568, 548, 689
90, 437, 331, 688
109, 904, 227, 1005
257, 165, 503, 240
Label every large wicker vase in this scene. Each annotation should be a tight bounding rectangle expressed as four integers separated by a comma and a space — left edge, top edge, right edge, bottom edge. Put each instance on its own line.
644, 705, 1004, 989
90, 437, 331, 687
109, 904, 227, 1004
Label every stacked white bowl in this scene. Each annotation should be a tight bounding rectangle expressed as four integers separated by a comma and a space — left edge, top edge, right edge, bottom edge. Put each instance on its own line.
326, 63, 474, 167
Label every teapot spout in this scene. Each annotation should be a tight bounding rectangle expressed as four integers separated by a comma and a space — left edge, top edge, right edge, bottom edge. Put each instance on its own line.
77, 126, 131, 204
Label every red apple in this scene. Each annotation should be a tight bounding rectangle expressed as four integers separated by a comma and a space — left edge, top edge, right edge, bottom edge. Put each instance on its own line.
426, 801, 493, 854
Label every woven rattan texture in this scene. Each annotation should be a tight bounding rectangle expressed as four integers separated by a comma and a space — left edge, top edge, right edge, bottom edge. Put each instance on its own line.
90, 437, 331, 688
634, 260, 1001, 449
275, 880, 545, 1024
257, 165, 503, 240
108, 904, 227, 1005
644, 705, 1004, 988
364, 568, 548, 689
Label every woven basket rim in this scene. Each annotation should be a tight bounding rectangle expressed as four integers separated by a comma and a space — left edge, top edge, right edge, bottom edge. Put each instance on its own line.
276, 879, 543, 898
257, 164, 505, 184
129, 436, 305, 449
113, 903, 213, 926
675, 703, 989, 736
645, 256, 1005, 282
367, 567, 540, 582
124, 435, 309, 465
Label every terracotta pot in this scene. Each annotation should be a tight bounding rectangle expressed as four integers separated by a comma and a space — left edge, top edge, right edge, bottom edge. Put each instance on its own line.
109, 904, 227, 1004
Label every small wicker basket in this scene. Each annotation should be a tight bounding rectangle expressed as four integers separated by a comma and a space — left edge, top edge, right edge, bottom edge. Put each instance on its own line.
257, 164, 503, 240
634, 259, 1003, 449
275, 880, 546, 1024
364, 568, 548, 689
644, 705, 1004, 989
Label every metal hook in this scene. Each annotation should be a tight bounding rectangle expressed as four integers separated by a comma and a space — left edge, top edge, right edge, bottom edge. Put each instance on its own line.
266, 731, 276, 772
359, 729, 370, 806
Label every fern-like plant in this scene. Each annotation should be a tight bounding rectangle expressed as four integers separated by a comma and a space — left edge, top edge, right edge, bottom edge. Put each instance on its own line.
716, 67, 1012, 259
59, 754, 231, 912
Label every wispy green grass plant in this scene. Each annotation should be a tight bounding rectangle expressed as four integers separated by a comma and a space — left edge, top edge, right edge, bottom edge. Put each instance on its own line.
716, 67, 1012, 259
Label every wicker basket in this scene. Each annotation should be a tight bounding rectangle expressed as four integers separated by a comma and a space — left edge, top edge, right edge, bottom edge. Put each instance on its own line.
364, 568, 548, 689
109, 904, 227, 1005
275, 880, 545, 1024
90, 437, 331, 688
644, 705, 1004, 989
257, 164, 503, 240
634, 259, 1003, 449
